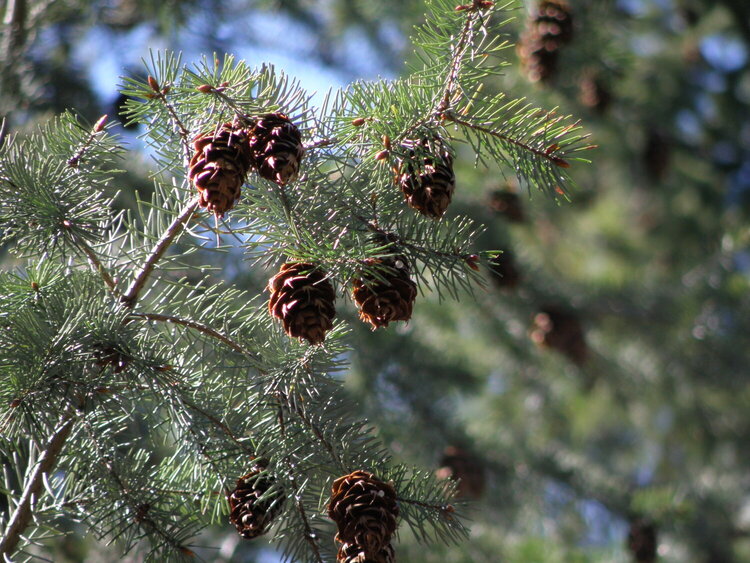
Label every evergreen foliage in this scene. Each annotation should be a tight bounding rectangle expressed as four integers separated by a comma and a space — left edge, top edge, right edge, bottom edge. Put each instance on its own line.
0, 1, 590, 560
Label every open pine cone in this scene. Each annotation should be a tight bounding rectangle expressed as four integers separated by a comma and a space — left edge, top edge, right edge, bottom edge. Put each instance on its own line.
518, 0, 574, 83
248, 112, 304, 185
530, 305, 588, 365
328, 470, 399, 555
227, 461, 284, 540
268, 262, 336, 345
352, 256, 417, 329
488, 251, 521, 290
627, 519, 658, 563
189, 121, 252, 217
337, 541, 396, 563
487, 189, 525, 223
396, 139, 455, 219
435, 446, 486, 499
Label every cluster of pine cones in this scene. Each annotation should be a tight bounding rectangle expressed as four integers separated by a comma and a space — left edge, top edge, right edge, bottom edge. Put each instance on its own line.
267, 254, 417, 346
188, 112, 465, 347
228, 467, 400, 563
189, 112, 304, 217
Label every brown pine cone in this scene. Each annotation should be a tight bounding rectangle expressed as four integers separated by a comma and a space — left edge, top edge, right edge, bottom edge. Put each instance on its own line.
488, 251, 521, 290
578, 71, 612, 114
189, 122, 252, 217
328, 470, 399, 555
268, 262, 336, 345
352, 257, 417, 329
435, 446, 486, 499
248, 113, 304, 185
396, 140, 455, 218
487, 189, 525, 223
518, 0, 574, 83
627, 519, 657, 563
227, 461, 284, 539
337, 541, 396, 563
530, 305, 588, 365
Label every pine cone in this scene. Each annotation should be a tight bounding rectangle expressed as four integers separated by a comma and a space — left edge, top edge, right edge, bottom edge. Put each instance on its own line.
268, 262, 336, 345
627, 519, 657, 563
248, 113, 304, 185
518, 1, 574, 83
328, 470, 399, 555
487, 189, 525, 222
435, 446, 486, 499
337, 541, 396, 563
488, 251, 521, 290
578, 71, 612, 114
643, 129, 671, 182
189, 122, 252, 217
530, 305, 588, 365
352, 257, 417, 329
227, 461, 284, 539
396, 140, 455, 218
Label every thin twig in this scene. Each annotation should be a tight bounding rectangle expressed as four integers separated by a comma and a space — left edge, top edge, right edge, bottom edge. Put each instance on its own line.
180, 395, 255, 459
128, 312, 259, 360
153, 89, 193, 164
445, 113, 570, 167
79, 418, 193, 555
280, 391, 347, 474
303, 137, 338, 151
396, 496, 455, 516
66, 115, 107, 168
0, 414, 75, 556
289, 473, 324, 563
437, 6, 481, 114
121, 197, 200, 308
74, 239, 118, 295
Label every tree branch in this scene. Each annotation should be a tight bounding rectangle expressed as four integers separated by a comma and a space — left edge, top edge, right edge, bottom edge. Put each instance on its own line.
0, 415, 75, 556
444, 113, 571, 167
437, 5, 481, 114
74, 238, 118, 295
289, 473, 324, 563
128, 312, 259, 360
121, 197, 200, 308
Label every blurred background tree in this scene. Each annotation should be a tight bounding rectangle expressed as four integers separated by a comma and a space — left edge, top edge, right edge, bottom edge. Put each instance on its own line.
1, 0, 749, 561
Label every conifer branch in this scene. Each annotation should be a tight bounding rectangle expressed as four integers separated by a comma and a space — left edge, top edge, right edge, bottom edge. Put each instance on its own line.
66, 115, 108, 169
289, 473, 324, 563
128, 312, 258, 359
396, 496, 456, 517
303, 137, 338, 151
179, 396, 255, 459
80, 417, 195, 556
444, 112, 571, 168
278, 390, 348, 474
121, 197, 200, 308
74, 239, 118, 294
0, 414, 75, 556
436, 3, 484, 114
149, 79, 193, 163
